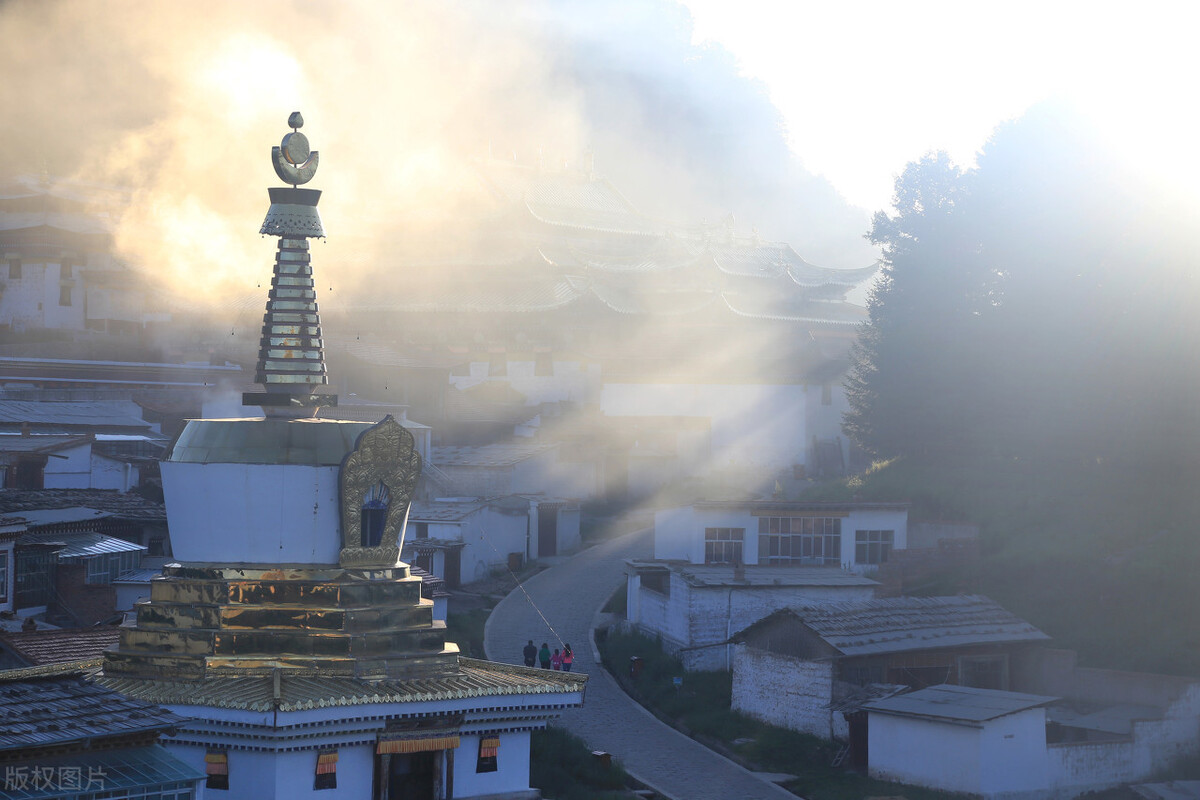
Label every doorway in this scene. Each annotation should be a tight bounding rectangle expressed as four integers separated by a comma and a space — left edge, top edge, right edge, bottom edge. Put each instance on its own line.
538, 503, 561, 558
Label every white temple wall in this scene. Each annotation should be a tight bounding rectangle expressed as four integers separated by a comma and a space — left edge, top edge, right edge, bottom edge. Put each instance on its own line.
453, 731, 533, 799
162, 462, 343, 564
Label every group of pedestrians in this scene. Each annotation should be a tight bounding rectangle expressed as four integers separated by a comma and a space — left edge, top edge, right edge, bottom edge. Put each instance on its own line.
522, 639, 573, 671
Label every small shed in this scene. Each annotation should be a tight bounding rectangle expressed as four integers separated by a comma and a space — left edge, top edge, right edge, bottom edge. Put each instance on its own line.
865, 684, 1058, 796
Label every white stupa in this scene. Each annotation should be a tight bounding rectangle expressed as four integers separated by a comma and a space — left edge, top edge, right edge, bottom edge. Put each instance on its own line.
99, 113, 585, 800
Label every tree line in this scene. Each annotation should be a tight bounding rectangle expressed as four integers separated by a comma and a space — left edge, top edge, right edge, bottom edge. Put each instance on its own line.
843, 102, 1200, 467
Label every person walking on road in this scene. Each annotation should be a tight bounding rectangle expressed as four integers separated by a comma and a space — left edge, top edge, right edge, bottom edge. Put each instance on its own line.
538, 641, 551, 669
523, 639, 537, 668
561, 643, 573, 672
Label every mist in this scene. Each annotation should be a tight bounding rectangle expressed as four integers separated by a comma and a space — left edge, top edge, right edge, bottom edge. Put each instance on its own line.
0, 0, 875, 328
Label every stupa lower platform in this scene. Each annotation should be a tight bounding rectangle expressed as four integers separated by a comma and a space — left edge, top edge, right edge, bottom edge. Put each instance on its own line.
105, 563, 459, 681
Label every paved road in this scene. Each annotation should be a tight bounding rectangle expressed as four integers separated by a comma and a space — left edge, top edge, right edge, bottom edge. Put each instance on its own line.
483, 530, 797, 800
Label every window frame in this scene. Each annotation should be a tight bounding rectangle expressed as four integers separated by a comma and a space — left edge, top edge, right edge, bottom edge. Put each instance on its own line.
854, 529, 894, 565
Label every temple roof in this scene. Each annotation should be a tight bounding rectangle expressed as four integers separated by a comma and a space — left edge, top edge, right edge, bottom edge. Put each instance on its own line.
99, 657, 586, 712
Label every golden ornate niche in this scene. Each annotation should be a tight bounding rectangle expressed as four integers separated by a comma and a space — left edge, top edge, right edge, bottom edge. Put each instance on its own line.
338, 416, 422, 567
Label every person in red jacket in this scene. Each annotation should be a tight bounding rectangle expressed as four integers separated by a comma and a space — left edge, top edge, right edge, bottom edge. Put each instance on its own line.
561, 643, 574, 672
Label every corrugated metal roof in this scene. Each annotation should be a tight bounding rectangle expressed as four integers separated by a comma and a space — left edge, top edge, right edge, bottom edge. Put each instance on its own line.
23, 530, 145, 558
113, 567, 163, 584
0, 672, 188, 750
781, 596, 1050, 656
864, 684, 1057, 723
0, 745, 202, 799
98, 657, 586, 713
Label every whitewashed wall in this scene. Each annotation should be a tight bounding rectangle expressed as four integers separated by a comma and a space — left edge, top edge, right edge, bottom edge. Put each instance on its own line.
1048, 683, 1200, 794
452, 731, 533, 799
162, 462, 343, 564
732, 645, 837, 738
89, 452, 138, 491
41, 442, 92, 488
869, 711, 985, 794
653, 505, 908, 569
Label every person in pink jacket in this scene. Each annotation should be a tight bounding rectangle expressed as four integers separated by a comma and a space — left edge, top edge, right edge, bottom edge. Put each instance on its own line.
550, 648, 563, 670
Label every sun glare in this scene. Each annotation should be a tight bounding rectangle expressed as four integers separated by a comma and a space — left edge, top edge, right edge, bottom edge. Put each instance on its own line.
199, 34, 304, 119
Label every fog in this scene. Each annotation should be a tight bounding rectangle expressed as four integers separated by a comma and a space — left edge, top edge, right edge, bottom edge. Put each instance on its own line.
0, 0, 874, 318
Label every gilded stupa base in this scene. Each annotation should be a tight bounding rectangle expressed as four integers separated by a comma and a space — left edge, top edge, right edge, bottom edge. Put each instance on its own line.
104, 562, 459, 682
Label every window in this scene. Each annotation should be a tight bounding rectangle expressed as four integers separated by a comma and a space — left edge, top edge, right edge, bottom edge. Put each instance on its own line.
314, 750, 338, 790
855, 530, 893, 565
534, 351, 553, 377
58, 284, 72, 306
476, 736, 499, 773
361, 482, 390, 547
205, 750, 229, 790
757, 517, 841, 565
412, 522, 429, 540
6, 255, 20, 280
821, 383, 832, 406
704, 528, 744, 565
0, 551, 7, 602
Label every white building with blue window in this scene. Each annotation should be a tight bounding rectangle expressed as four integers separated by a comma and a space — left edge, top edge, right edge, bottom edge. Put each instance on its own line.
625, 500, 908, 670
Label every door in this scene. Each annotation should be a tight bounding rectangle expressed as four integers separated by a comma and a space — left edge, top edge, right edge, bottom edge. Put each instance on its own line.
538, 503, 561, 558
444, 548, 461, 590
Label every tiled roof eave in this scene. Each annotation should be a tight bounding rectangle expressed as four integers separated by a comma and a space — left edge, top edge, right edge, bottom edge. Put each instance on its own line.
97, 660, 587, 713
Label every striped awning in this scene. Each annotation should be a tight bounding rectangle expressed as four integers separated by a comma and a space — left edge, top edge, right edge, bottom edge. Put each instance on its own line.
376, 735, 460, 754
479, 736, 500, 758
316, 750, 338, 775
205, 751, 228, 776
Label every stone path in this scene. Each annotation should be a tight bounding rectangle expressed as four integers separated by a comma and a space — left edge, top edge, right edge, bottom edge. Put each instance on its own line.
483, 530, 798, 800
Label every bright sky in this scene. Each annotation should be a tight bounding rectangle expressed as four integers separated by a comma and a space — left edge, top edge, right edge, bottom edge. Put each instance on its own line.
682, 0, 1200, 211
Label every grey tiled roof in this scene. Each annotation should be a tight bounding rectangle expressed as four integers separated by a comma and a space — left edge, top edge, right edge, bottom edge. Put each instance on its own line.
0, 669, 188, 751
0, 628, 121, 667
745, 596, 1049, 656
0, 489, 167, 523
0, 401, 153, 430
432, 443, 555, 468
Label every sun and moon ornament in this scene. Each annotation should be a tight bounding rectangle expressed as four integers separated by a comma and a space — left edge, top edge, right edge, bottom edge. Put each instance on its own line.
272, 111, 319, 187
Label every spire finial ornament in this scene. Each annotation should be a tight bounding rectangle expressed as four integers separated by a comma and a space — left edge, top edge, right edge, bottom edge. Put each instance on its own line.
272, 110, 319, 187
245, 112, 335, 415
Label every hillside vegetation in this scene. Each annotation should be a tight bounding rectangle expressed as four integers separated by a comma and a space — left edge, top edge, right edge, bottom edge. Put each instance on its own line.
801, 456, 1200, 676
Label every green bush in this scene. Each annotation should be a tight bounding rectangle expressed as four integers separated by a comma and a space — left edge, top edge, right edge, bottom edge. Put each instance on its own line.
531, 726, 631, 800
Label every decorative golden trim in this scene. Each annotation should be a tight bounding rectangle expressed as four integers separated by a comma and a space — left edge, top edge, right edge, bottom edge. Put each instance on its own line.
338, 416, 421, 567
